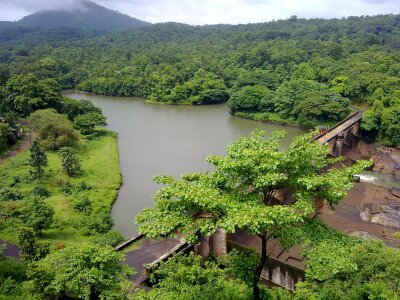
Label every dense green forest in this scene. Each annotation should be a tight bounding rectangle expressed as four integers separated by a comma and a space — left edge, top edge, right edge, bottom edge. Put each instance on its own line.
1, 14, 400, 145
1, 11, 400, 299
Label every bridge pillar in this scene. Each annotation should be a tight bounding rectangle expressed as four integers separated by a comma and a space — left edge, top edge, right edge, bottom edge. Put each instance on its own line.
353, 121, 361, 136
195, 236, 210, 259
344, 127, 353, 148
335, 131, 345, 157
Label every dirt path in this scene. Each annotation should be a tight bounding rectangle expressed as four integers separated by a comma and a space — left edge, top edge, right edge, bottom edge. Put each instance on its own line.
0, 132, 31, 165
0, 239, 20, 260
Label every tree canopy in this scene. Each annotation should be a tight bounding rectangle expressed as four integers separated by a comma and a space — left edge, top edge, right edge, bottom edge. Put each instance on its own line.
137, 130, 371, 299
29, 109, 79, 150
28, 243, 134, 300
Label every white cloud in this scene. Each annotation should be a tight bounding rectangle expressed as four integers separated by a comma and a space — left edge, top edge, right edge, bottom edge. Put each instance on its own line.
0, 0, 399, 24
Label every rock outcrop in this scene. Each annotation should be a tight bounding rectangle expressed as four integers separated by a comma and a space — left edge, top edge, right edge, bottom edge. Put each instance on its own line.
360, 203, 400, 229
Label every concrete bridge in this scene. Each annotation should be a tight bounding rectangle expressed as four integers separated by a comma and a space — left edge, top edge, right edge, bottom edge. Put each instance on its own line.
313, 110, 363, 157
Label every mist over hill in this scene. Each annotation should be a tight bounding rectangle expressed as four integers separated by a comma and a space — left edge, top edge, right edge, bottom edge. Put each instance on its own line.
0, 1, 149, 31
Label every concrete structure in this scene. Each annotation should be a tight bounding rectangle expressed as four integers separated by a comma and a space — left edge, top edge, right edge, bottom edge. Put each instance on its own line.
314, 110, 363, 157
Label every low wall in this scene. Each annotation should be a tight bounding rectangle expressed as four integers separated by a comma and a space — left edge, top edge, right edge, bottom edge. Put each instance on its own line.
228, 240, 305, 291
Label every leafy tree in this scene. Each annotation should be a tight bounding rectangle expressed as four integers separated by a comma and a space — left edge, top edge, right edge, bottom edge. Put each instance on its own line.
228, 85, 272, 113
292, 91, 349, 127
81, 212, 114, 235
18, 226, 49, 262
29, 140, 47, 179
361, 100, 384, 141
5, 73, 62, 116
62, 98, 102, 121
73, 112, 107, 135
380, 104, 400, 147
28, 243, 134, 300
291, 63, 316, 80
29, 109, 79, 150
0, 122, 10, 152
137, 130, 371, 300
58, 147, 82, 176
19, 198, 54, 235
297, 241, 400, 300
330, 76, 350, 96
136, 252, 251, 300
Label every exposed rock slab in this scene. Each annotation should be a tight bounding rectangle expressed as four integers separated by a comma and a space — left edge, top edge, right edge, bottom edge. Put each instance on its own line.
390, 187, 400, 198
347, 230, 380, 241
360, 203, 400, 228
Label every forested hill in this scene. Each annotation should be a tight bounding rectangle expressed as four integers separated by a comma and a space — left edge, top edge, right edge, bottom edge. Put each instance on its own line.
1, 14, 400, 147
0, 1, 150, 32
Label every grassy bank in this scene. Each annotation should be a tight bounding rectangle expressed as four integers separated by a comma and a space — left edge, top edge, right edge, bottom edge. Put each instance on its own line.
0, 129, 121, 249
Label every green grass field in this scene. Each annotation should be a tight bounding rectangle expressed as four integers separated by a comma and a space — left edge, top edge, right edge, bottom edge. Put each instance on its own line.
0, 129, 121, 249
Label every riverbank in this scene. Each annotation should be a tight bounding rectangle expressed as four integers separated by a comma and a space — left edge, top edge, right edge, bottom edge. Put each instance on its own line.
0, 129, 121, 249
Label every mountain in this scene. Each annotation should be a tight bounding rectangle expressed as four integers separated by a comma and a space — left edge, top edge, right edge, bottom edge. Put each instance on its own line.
4, 1, 150, 31
0, 22, 13, 30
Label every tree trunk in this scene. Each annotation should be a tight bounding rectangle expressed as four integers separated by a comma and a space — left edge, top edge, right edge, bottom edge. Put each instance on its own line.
253, 234, 267, 300
212, 228, 227, 258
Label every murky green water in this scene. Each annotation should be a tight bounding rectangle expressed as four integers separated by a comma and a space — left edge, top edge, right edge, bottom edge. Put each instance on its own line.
66, 92, 305, 237
358, 171, 400, 189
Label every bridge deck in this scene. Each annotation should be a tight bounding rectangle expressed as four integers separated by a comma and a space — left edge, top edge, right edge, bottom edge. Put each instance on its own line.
124, 237, 183, 286
316, 111, 362, 144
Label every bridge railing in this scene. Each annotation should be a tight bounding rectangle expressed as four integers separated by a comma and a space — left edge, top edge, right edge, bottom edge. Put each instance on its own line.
312, 110, 362, 142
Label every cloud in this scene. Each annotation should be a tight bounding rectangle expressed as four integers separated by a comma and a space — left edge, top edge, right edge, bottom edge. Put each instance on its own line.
96, 0, 400, 25
0, 0, 399, 24
0, 0, 86, 21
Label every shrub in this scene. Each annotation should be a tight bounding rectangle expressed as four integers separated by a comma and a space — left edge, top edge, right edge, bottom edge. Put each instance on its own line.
59, 181, 74, 195
0, 187, 22, 201
77, 181, 92, 192
57, 147, 82, 177
92, 230, 125, 247
29, 109, 79, 150
33, 186, 51, 198
73, 196, 92, 213
81, 213, 113, 235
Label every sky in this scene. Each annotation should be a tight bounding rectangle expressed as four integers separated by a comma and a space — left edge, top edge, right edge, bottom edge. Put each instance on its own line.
0, 0, 399, 25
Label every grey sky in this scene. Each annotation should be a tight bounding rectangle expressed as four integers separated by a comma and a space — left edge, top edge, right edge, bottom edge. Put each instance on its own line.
0, 0, 399, 25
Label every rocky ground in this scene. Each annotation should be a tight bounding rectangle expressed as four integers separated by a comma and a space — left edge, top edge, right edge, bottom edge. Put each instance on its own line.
320, 138, 400, 247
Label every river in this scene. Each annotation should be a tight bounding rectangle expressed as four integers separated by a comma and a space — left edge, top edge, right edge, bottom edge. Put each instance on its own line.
66, 92, 306, 237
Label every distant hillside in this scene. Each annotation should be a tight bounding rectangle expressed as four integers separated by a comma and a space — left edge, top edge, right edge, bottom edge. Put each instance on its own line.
6, 1, 150, 31
0, 22, 13, 30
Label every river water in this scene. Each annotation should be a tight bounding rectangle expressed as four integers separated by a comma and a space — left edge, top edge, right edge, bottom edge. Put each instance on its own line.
66, 92, 305, 237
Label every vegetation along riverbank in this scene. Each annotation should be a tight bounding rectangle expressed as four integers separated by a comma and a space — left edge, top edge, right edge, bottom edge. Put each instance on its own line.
1, 2, 400, 299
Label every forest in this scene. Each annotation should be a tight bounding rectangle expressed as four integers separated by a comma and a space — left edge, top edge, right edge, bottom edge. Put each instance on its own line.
1, 11, 400, 300
1, 14, 400, 145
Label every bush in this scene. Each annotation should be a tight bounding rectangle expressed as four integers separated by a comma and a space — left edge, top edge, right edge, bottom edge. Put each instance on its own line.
29, 109, 79, 150
0, 187, 22, 201
92, 230, 125, 247
73, 196, 92, 213
33, 186, 51, 198
77, 181, 92, 192
0, 259, 27, 282
59, 181, 74, 195
81, 212, 113, 235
